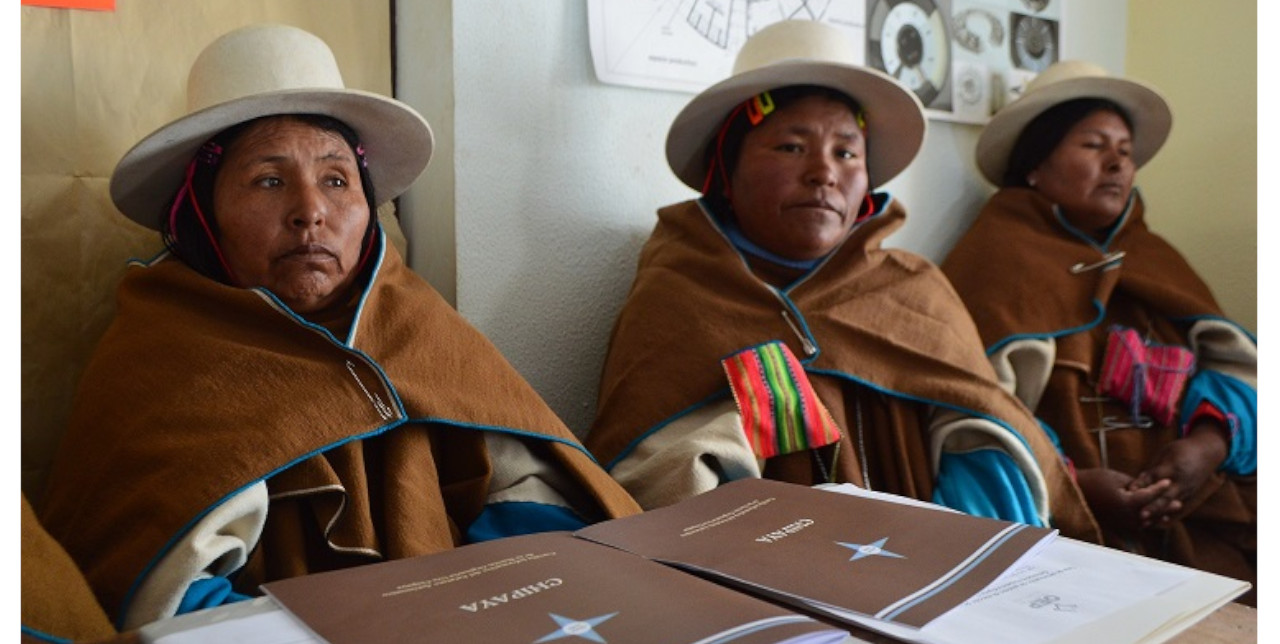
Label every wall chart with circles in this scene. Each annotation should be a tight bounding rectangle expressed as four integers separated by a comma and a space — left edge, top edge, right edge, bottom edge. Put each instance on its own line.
587, 0, 1063, 124
867, 0, 953, 112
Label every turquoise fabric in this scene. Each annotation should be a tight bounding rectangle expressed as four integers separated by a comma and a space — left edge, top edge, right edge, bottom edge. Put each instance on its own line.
176, 577, 250, 615
933, 449, 1044, 527
466, 502, 588, 543
1181, 370, 1257, 475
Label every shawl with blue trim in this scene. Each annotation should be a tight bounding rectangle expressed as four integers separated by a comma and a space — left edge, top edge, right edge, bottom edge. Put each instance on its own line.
941, 188, 1222, 360
941, 188, 1255, 594
38, 240, 639, 626
586, 198, 1098, 541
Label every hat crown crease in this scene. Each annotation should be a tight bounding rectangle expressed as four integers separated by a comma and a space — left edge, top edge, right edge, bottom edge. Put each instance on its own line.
110, 23, 433, 229
733, 21, 857, 74
974, 59, 1171, 186
186, 25, 346, 113
663, 19, 925, 193
1022, 59, 1108, 97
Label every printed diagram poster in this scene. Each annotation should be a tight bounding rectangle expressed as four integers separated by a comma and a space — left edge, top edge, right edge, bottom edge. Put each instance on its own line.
945, 0, 1062, 121
587, 0, 1062, 124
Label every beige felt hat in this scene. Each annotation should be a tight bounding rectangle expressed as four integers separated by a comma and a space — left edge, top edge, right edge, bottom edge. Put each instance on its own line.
976, 59, 1171, 185
665, 19, 926, 192
109, 24, 434, 230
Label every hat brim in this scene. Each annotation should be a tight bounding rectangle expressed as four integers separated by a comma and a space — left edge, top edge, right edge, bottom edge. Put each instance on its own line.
109, 88, 434, 230
666, 60, 926, 192
975, 76, 1171, 186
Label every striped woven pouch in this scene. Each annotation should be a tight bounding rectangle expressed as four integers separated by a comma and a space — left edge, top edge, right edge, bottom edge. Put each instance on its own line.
721, 340, 841, 459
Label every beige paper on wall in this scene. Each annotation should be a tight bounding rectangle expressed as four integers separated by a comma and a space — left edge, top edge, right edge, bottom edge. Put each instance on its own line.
20, 0, 402, 502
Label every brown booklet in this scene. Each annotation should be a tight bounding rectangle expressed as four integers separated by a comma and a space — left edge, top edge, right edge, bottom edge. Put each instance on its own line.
262, 530, 861, 644
574, 478, 1055, 634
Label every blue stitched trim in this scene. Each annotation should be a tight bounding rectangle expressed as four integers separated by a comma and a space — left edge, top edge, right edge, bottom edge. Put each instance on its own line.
19, 626, 71, 644
345, 227, 388, 346
127, 248, 173, 268
120, 413, 596, 627
604, 388, 733, 472
1051, 189, 1136, 251
985, 298, 1108, 355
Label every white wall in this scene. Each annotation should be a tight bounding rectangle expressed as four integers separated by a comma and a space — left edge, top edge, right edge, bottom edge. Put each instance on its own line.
396, 0, 457, 306
396, 0, 1129, 437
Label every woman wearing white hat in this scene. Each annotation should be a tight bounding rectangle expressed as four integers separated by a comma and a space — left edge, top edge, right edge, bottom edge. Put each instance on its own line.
36, 24, 640, 631
942, 61, 1255, 603
587, 20, 1099, 544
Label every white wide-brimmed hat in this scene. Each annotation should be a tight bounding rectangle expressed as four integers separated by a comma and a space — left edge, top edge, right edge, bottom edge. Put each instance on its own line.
976, 59, 1171, 185
665, 19, 926, 192
109, 24, 434, 230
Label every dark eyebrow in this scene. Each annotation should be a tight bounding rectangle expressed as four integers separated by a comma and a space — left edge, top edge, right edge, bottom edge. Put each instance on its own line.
781, 124, 863, 143
319, 150, 354, 162
242, 150, 355, 166
835, 130, 862, 143
1078, 127, 1131, 143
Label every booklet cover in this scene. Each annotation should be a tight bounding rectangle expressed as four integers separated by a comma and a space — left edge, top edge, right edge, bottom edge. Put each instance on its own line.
262, 530, 860, 644
574, 478, 1055, 631
817, 483, 1251, 644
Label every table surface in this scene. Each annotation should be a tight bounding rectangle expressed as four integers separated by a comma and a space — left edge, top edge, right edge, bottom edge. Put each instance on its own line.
1168, 601, 1256, 643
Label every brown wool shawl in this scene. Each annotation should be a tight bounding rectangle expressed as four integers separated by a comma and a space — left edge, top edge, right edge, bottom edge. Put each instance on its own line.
940, 188, 1231, 466
940, 188, 1233, 450
21, 494, 117, 643
941, 189, 1254, 588
941, 188, 1223, 357
39, 241, 639, 625
587, 199, 1098, 541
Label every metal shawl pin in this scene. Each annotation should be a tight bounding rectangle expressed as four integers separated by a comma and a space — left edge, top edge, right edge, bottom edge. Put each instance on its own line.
1081, 395, 1153, 470
1070, 251, 1126, 274
780, 309, 817, 357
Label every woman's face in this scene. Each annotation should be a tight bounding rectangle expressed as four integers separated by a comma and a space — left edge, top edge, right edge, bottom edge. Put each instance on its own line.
1028, 109, 1135, 237
728, 94, 869, 261
213, 116, 370, 314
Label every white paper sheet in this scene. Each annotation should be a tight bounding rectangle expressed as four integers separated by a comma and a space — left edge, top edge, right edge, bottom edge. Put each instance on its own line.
142, 597, 321, 644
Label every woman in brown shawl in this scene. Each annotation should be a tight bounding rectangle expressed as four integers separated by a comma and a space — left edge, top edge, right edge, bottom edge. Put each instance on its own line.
35, 24, 639, 634
586, 20, 1098, 545
941, 61, 1255, 603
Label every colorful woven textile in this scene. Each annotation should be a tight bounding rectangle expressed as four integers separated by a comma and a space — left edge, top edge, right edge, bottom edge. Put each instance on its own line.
721, 341, 841, 459
1098, 326, 1195, 426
